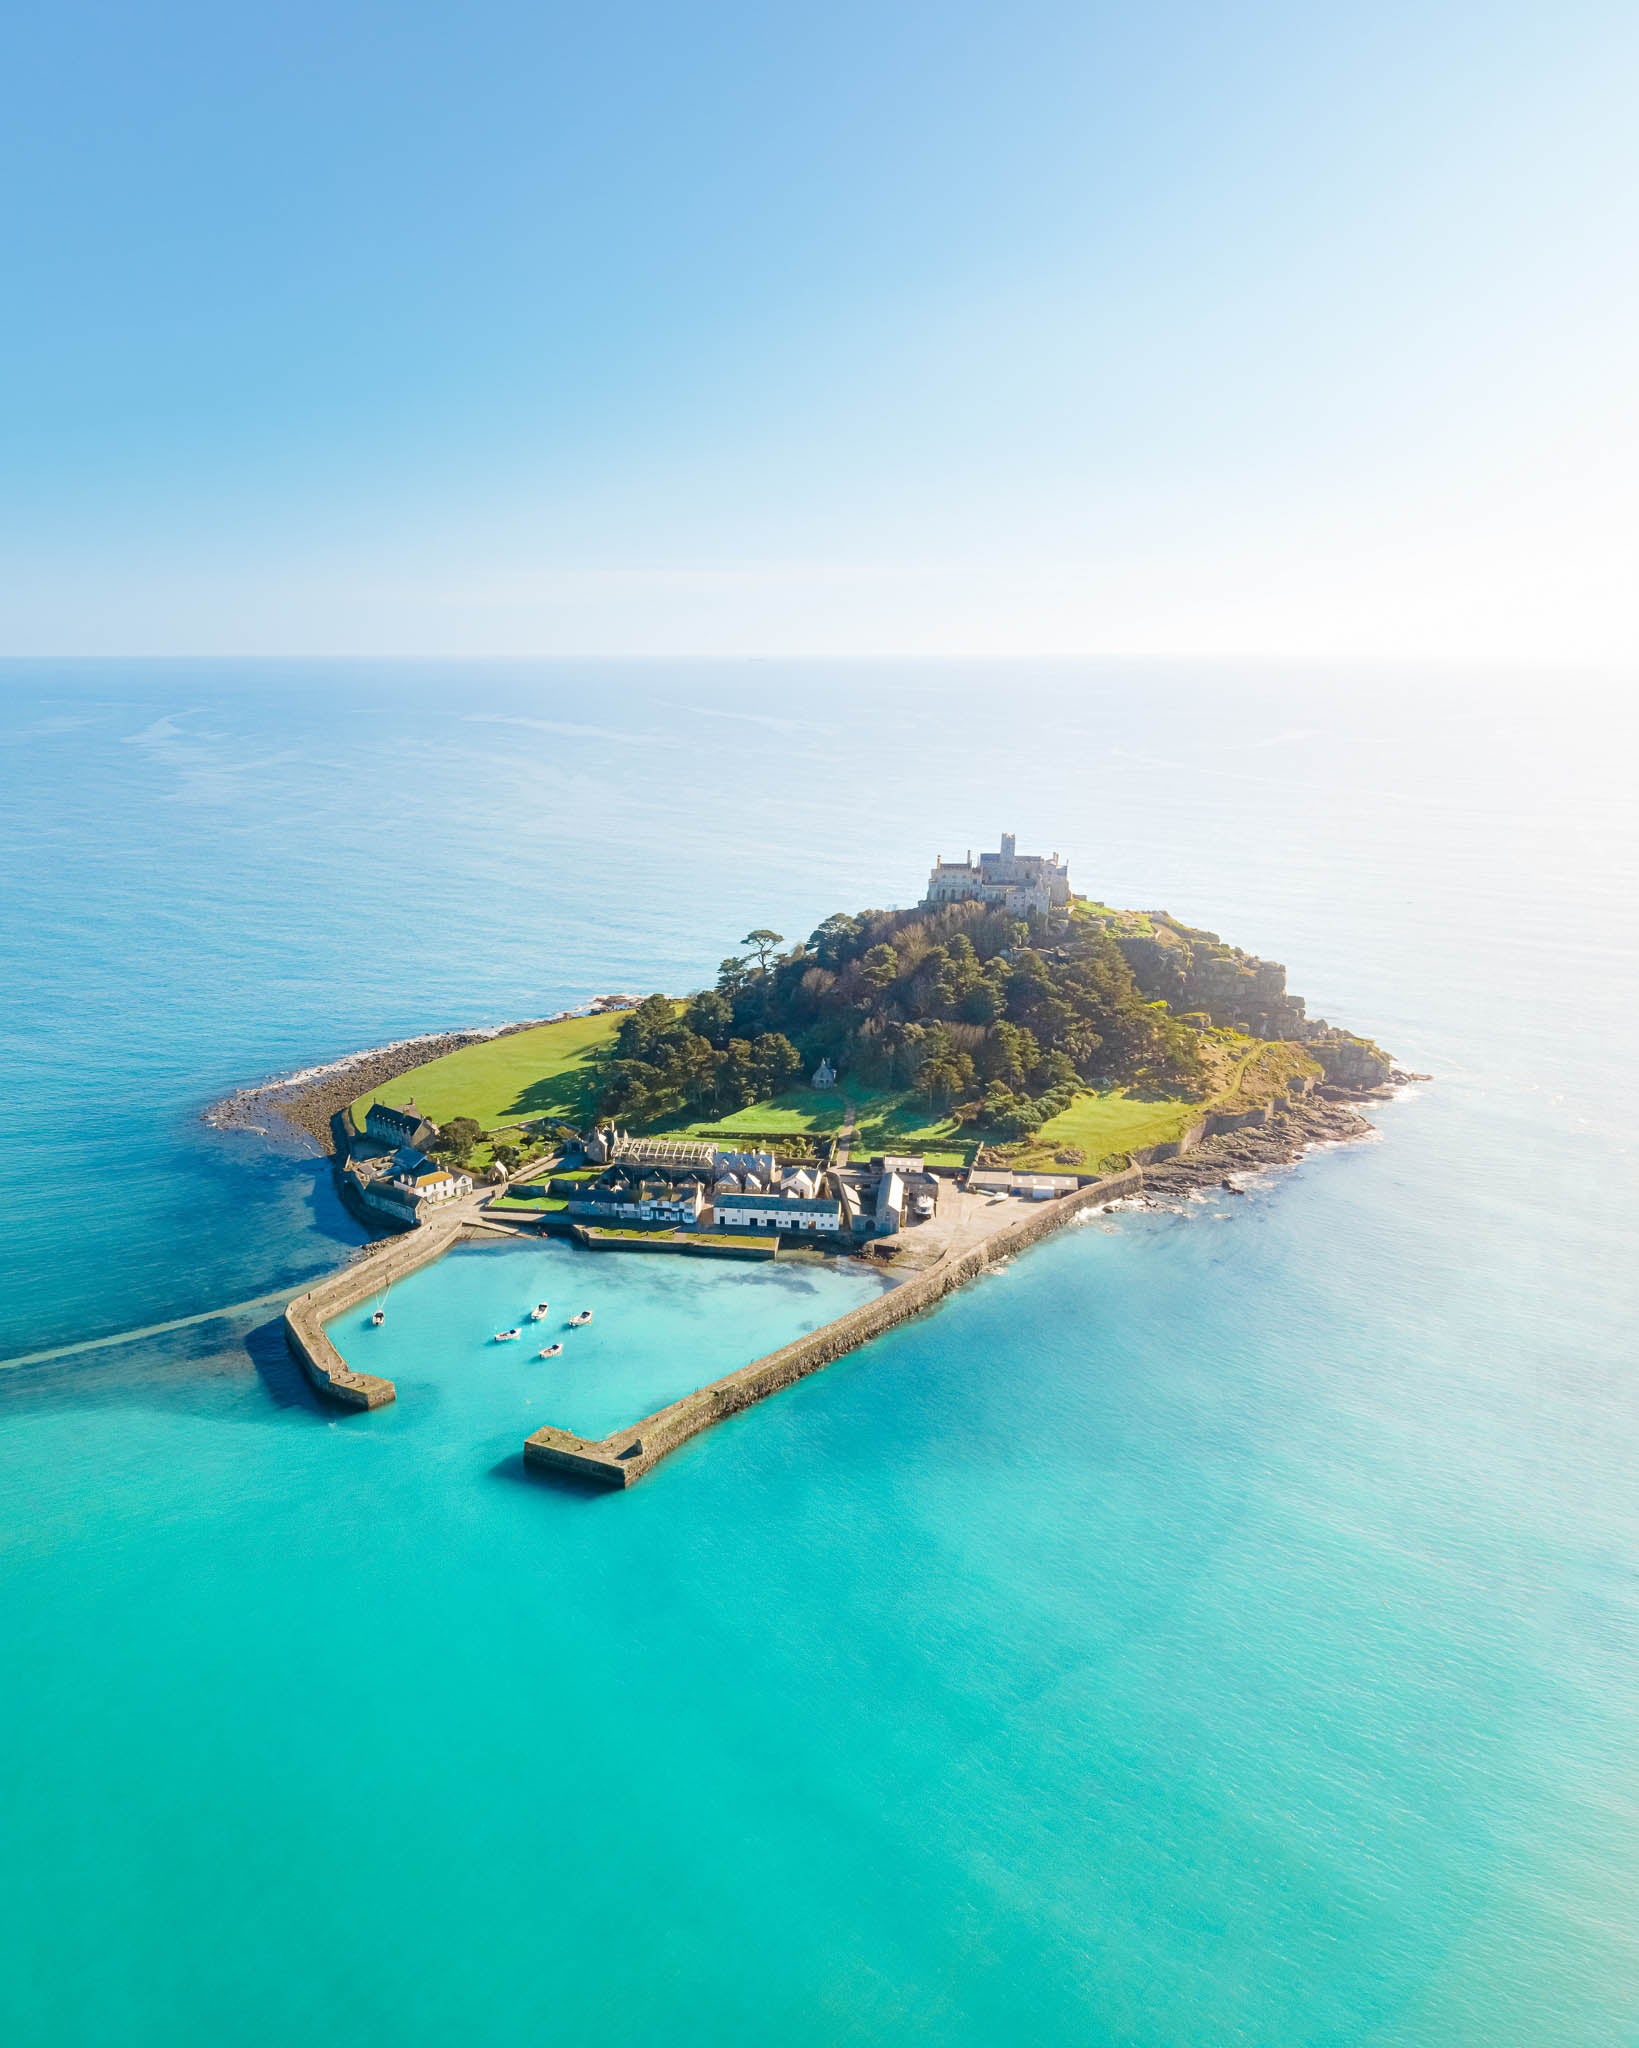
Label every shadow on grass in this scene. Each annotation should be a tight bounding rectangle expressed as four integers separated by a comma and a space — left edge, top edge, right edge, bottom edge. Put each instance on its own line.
506, 1057, 605, 1124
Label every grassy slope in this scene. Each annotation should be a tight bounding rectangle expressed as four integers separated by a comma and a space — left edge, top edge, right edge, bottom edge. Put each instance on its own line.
346, 992, 1316, 1181
1011, 1037, 1321, 1171
1009, 1090, 1200, 1171
350, 1013, 620, 1134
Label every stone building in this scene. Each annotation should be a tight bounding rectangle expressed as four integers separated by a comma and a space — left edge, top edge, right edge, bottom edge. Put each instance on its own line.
713, 1189, 844, 1235
365, 1099, 438, 1151
390, 1149, 471, 1203
923, 834, 1071, 918
567, 1176, 705, 1226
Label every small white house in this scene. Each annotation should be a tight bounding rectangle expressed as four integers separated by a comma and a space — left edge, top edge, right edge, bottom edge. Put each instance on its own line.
391, 1149, 471, 1203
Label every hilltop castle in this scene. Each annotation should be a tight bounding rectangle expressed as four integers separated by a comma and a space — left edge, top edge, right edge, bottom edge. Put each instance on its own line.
923, 834, 1070, 918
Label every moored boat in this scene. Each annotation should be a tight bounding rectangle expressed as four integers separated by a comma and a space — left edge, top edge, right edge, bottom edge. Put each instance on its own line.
568, 1309, 593, 1327
494, 1328, 521, 1342
537, 1342, 563, 1358
371, 1309, 385, 1326
530, 1302, 550, 1320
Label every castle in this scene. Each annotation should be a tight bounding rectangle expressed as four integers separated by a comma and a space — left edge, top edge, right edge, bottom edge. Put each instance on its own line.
923, 834, 1070, 918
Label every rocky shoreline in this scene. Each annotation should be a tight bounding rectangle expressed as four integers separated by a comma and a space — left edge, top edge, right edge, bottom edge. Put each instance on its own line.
203, 997, 642, 1156
1128, 1077, 1421, 1206
209, 1003, 1419, 1190
205, 1029, 508, 1153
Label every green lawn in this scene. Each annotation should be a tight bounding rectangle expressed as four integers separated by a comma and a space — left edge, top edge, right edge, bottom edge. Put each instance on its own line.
665, 1084, 971, 1164
1010, 1090, 1201, 1171
350, 1013, 620, 1135
1011, 1038, 1323, 1171
669, 1086, 855, 1137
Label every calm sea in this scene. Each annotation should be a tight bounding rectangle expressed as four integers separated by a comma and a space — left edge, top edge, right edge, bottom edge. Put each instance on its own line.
1, 660, 1636, 2046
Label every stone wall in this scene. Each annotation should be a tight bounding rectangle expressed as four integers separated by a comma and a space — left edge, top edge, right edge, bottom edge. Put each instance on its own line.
522, 1164, 1146, 1488
283, 1219, 466, 1408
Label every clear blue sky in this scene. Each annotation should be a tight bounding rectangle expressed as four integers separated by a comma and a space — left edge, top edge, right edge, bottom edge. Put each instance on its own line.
2, 0, 1636, 659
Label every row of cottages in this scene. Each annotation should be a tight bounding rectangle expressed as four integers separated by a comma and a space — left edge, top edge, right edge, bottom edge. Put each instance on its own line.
712, 1148, 777, 1181
563, 1162, 845, 1234
566, 1176, 706, 1226
714, 1188, 844, 1235
712, 1162, 813, 1196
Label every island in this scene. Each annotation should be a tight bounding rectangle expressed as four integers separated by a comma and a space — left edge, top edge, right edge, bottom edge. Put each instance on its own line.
263, 837, 1415, 1483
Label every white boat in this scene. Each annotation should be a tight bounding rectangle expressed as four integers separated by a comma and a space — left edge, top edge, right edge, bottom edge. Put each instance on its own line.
568, 1309, 593, 1327
371, 1309, 385, 1326
529, 1302, 551, 1321
537, 1342, 563, 1359
494, 1328, 521, 1342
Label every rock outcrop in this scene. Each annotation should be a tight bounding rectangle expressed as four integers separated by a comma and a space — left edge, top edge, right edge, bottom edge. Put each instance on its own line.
1306, 1030, 1395, 1090
1115, 917, 1313, 1040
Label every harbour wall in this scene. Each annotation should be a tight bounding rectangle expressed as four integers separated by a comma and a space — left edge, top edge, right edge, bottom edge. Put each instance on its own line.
283, 1219, 468, 1408
522, 1163, 1146, 1489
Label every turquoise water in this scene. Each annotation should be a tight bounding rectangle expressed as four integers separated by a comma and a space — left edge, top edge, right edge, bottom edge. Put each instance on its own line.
326, 1238, 887, 1439
2, 661, 1637, 2044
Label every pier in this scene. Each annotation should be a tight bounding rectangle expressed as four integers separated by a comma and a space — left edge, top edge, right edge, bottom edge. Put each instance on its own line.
522, 1164, 1144, 1487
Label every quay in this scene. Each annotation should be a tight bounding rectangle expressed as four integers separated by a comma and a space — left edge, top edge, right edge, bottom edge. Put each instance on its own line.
521, 1163, 1144, 1487
286, 1033, 1331, 1471
283, 1215, 474, 1407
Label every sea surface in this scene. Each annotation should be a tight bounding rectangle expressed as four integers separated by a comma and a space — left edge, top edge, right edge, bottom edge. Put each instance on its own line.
1, 659, 1636, 2046
326, 1238, 888, 1442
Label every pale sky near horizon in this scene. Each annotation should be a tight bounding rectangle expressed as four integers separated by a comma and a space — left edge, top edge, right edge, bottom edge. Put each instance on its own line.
3, 1, 1636, 664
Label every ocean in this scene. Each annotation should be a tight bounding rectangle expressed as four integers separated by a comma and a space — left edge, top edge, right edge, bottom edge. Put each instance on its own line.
1, 659, 1635, 2045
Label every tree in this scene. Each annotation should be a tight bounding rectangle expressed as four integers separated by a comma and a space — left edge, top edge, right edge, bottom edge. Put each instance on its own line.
859, 943, 899, 992
741, 928, 784, 971
684, 988, 734, 1044
433, 1116, 482, 1163
750, 1032, 801, 1097
808, 912, 861, 968
918, 1053, 974, 1111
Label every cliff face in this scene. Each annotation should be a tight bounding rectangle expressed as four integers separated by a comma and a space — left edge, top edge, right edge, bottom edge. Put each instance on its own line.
1305, 1030, 1395, 1090
1115, 918, 1313, 1040
1109, 913, 1394, 1087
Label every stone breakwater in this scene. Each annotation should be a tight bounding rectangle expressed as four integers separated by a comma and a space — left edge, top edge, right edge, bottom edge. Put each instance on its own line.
282, 1220, 468, 1406
285, 1064, 1401, 1469
521, 1165, 1147, 1489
